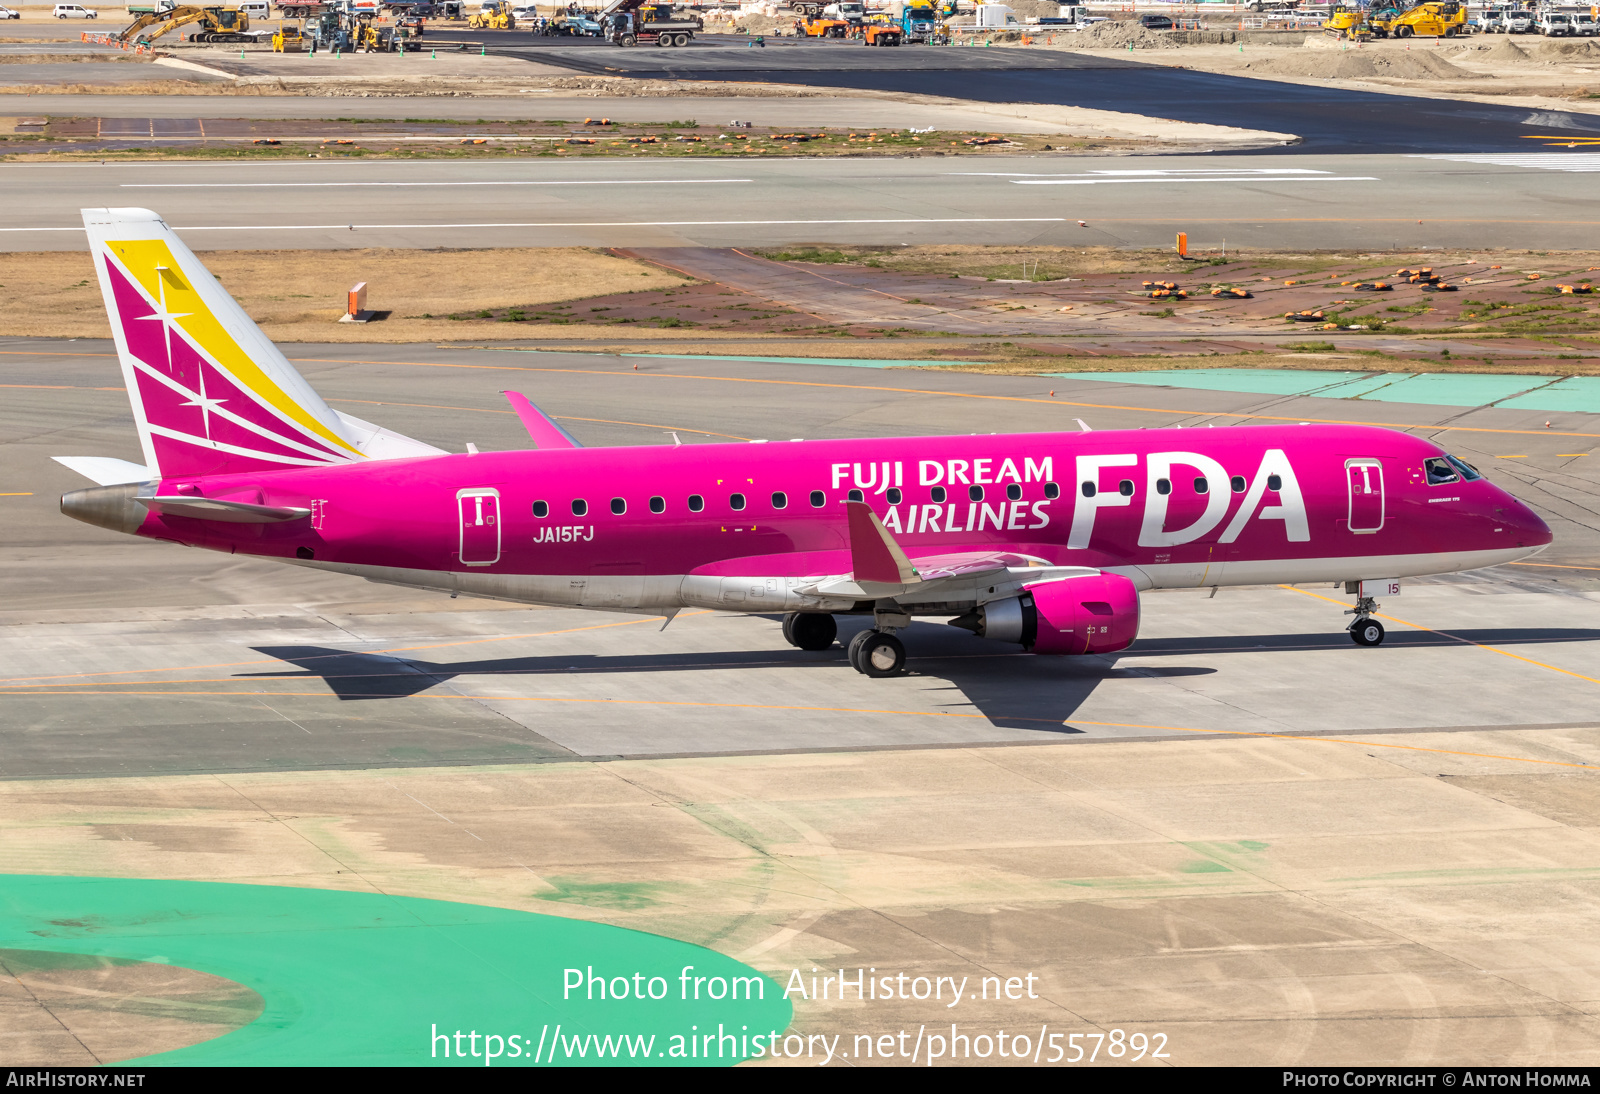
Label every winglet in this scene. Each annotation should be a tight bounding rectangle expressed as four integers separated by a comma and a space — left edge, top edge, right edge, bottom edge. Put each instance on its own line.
846, 500, 919, 585
502, 391, 582, 449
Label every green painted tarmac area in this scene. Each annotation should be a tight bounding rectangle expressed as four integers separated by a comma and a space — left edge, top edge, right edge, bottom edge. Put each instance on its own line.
0, 875, 790, 1066
1048, 367, 1600, 413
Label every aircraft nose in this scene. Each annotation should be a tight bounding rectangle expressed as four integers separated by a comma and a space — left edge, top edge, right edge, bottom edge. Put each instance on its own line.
1500, 493, 1552, 548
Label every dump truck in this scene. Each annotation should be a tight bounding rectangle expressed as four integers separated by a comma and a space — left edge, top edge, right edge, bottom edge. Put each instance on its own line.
605, 0, 699, 46
118, 4, 251, 43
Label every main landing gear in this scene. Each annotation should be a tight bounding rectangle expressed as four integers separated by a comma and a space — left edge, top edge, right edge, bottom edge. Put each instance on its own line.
781, 611, 837, 652
781, 611, 909, 677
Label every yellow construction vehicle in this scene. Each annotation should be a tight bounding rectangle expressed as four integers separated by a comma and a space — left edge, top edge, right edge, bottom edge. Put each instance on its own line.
798, 14, 849, 35
1322, 4, 1371, 40
1369, 0, 1466, 38
468, 0, 514, 28
271, 19, 304, 49
119, 4, 251, 43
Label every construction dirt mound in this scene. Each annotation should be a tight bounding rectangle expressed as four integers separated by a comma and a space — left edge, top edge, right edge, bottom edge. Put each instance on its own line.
1072, 19, 1171, 49
1250, 47, 1475, 80
1478, 36, 1532, 62
1528, 38, 1600, 60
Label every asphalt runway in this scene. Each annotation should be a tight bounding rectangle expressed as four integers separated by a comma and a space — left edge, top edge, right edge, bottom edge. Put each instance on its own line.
5, 151, 1600, 251
3, 339, 1597, 779
435, 31, 1600, 154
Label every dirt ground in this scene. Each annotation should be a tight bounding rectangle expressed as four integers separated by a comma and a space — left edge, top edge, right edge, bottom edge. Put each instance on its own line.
1009, 27, 1600, 114
0, 246, 688, 341
10, 244, 1599, 369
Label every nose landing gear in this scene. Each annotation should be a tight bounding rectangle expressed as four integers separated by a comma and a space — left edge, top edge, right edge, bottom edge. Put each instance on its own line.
1344, 584, 1387, 646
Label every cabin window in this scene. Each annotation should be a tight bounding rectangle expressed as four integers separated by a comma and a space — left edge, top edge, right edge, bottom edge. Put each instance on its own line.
968, 485, 984, 502
1267, 474, 1283, 491
809, 490, 825, 508
649, 496, 665, 514
1230, 475, 1246, 493
1006, 483, 1022, 501
730, 493, 747, 511
610, 498, 626, 515
571, 499, 587, 516
1118, 480, 1135, 497
886, 488, 902, 505
688, 494, 704, 513
1425, 457, 1458, 486
771, 491, 788, 509
1194, 477, 1208, 494
532, 500, 549, 518
931, 486, 947, 503
1155, 478, 1171, 496
1081, 481, 1097, 498
848, 489, 864, 502
1043, 482, 1060, 500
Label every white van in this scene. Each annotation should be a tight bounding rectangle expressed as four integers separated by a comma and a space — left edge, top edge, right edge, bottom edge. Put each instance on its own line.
53, 3, 99, 16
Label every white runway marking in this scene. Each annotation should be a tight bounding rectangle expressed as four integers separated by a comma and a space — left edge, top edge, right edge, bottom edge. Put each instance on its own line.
1412, 153, 1600, 172
120, 179, 757, 188
0, 217, 1068, 233
956, 168, 1378, 186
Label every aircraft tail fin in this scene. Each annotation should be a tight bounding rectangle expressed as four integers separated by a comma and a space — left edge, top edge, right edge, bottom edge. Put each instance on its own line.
83, 207, 442, 479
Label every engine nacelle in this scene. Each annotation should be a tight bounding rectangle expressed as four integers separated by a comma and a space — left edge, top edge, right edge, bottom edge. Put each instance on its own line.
951, 573, 1140, 655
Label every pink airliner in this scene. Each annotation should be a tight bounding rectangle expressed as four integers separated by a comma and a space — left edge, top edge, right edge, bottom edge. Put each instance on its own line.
58, 208, 1552, 677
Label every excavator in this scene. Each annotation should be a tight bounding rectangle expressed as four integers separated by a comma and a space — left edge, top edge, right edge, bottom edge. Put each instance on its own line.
1368, 0, 1466, 37
468, 0, 514, 28
119, 4, 252, 44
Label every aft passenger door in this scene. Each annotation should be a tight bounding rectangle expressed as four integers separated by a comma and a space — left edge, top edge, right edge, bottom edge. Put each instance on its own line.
457, 487, 501, 566
1345, 459, 1384, 534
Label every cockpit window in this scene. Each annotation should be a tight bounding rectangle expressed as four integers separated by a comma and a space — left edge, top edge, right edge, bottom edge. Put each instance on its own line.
1424, 457, 1458, 486
1445, 454, 1482, 481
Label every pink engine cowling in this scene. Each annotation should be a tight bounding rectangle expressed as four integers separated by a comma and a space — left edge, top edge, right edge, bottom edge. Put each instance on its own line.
1024, 573, 1141, 655
949, 573, 1142, 654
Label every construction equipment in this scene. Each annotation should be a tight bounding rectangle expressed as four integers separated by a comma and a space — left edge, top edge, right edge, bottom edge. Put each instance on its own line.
119, 4, 253, 43
1369, 0, 1465, 38
468, 0, 514, 28
898, 0, 937, 42
605, 1, 699, 46
798, 14, 850, 35
862, 20, 901, 43
1322, 4, 1371, 40
271, 18, 304, 49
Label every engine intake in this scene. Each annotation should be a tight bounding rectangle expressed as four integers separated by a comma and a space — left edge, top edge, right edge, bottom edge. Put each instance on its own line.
950, 573, 1140, 655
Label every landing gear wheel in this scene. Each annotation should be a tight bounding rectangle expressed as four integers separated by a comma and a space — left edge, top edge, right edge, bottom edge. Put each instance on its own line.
785, 612, 837, 651
1350, 619, 1386, 647
850, 631, 906, 677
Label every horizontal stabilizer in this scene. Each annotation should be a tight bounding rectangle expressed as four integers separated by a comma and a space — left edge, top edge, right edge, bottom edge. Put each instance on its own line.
333, 411, 447, 460
53, 456, 153, 486
138, 496, 311, 523
503, 391, 582, 449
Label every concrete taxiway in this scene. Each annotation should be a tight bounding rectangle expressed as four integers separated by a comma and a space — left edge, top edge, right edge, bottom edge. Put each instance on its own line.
5, 340, 1600, 1066
4, 151, 1599, 251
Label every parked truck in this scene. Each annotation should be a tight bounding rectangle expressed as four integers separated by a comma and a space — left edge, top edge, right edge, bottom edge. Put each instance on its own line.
606, 0, 699, 45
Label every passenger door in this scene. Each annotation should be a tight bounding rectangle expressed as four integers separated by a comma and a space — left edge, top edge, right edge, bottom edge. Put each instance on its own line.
456, 487, 501, 566
1345, 458, 1384, 534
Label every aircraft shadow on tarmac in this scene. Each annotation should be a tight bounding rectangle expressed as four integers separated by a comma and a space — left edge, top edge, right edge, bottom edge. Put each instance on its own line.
246, 624, 1599, 733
